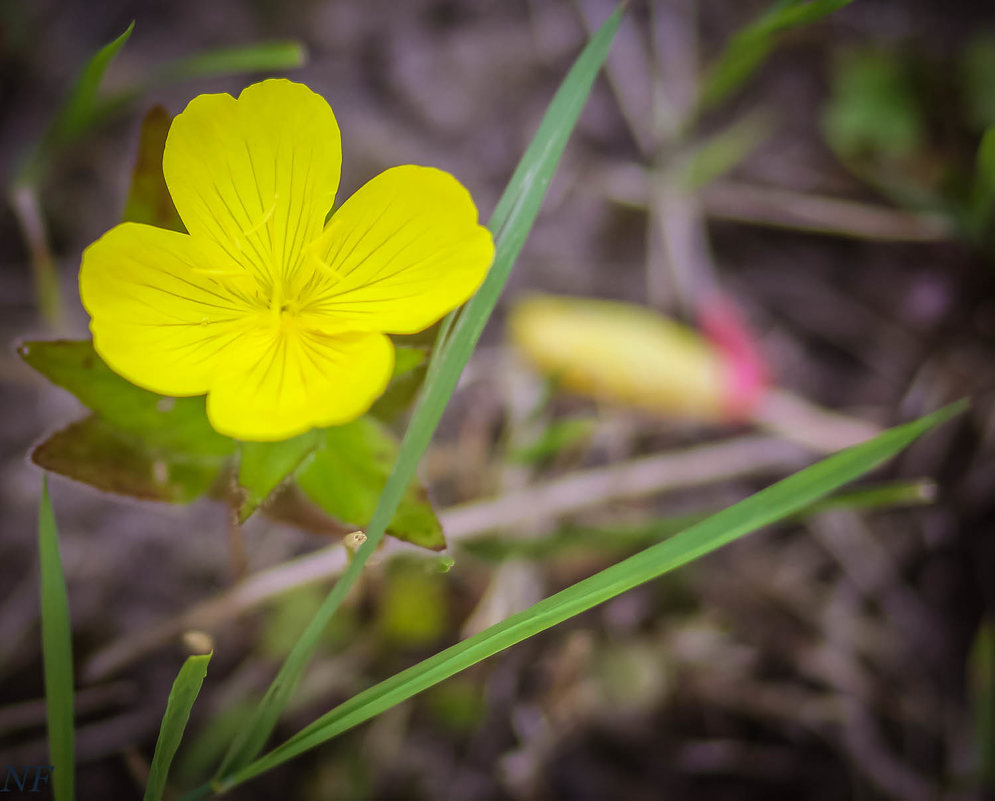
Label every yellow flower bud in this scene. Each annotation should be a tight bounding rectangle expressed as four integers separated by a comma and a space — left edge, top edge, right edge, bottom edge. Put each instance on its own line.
509, 294, 745, 422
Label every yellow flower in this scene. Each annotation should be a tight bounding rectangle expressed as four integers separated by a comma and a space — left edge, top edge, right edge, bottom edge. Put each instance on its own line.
80, 79, 494, 441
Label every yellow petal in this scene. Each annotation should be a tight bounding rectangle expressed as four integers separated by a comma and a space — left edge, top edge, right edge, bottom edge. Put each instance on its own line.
298, 165, 494, 334
80, 222, 260, 396
206, 327, 394, 441
509, 294, 728, 421
163, 79, 341, 292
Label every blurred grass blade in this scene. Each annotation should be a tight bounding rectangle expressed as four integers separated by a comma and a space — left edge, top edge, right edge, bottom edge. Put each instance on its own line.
803, 478, 936, 515
700, 0, 852, 110
214, 401, 964, 790
150, 41, 306, 83
39, 477, 75, 801
970, 126, 995, 240
8, 186, 61, 325
467, 479, 938, 562
970, 618, 995, 788
675, 110, 772, 191
10, 22, 133, 326
211, 7, 624, 781
43, 22, 135, 158
103, 41, 307, 120
144, 653, 212, 801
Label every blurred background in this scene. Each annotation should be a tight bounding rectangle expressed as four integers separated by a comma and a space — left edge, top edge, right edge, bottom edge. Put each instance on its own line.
3, 0, 995, 798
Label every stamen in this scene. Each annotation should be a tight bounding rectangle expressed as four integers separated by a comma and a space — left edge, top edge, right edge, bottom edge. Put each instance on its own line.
304, 248, 345, 285
242, 194, 279, 237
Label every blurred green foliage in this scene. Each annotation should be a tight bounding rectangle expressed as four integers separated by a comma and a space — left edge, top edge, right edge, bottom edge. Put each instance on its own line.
122, 106, 186, 232
378, 559, 450, 647
261, 587, 357, 659
509, 415, 597, 465
423, 679, 487, 734
700, 0, 855, 110
823, 48, 925, 161
970, 619, 995, 788
822, 34, 995, 256
961, 35, 995, 132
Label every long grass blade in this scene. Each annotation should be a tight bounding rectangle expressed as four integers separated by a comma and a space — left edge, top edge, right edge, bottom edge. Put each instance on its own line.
42, 22, 135, 161
10, 22, 134, 326
144, 653, 212, 801
211, 6, 624, 780
214, 401, 964, 791
699, 0, 853, 110
39, 477, 75, 801
150, 41, 306, 83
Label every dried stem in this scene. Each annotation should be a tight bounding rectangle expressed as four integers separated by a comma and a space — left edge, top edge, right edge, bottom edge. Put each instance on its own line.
9, 184, 63, 327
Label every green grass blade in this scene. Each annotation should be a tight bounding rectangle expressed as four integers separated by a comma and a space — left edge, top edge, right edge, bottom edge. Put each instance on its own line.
39, 476, 75, 801
210, 7, 624, 781
465, 479, 937, 562
10, 22, 133, 325
44, 22, 135, 157
144, 653, 212, 801
803, 478, 936, 515
98, 41, 307, 122
213, 401, 964, 791
149, 41, 306, 83
700, 0, 853, 110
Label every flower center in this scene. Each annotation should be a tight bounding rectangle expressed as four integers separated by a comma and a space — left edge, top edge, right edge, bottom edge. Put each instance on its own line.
267, 284, 301, 328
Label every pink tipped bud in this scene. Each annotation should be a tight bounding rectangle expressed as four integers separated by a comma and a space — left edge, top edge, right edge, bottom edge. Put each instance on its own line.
509, 294, 742, 422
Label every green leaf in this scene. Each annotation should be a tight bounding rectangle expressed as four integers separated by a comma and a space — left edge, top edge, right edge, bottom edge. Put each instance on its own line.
296, 417, 445, 550
207, 9, 625, 784
19, 340, 234, 458
368, 343, 430, 423
22, 340, 230, 503
237, 432, 322, 524
121, 105, 184, 231
39, 477, 75, 801
216, 402, 964, 790
33, 416, 221, 504
392, 345, 428, 377
369, 346, 429, 423
45, 22, 135, 154
145, 652, 212, 801
149, 41, 306, 84
700, 0, 853, 110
